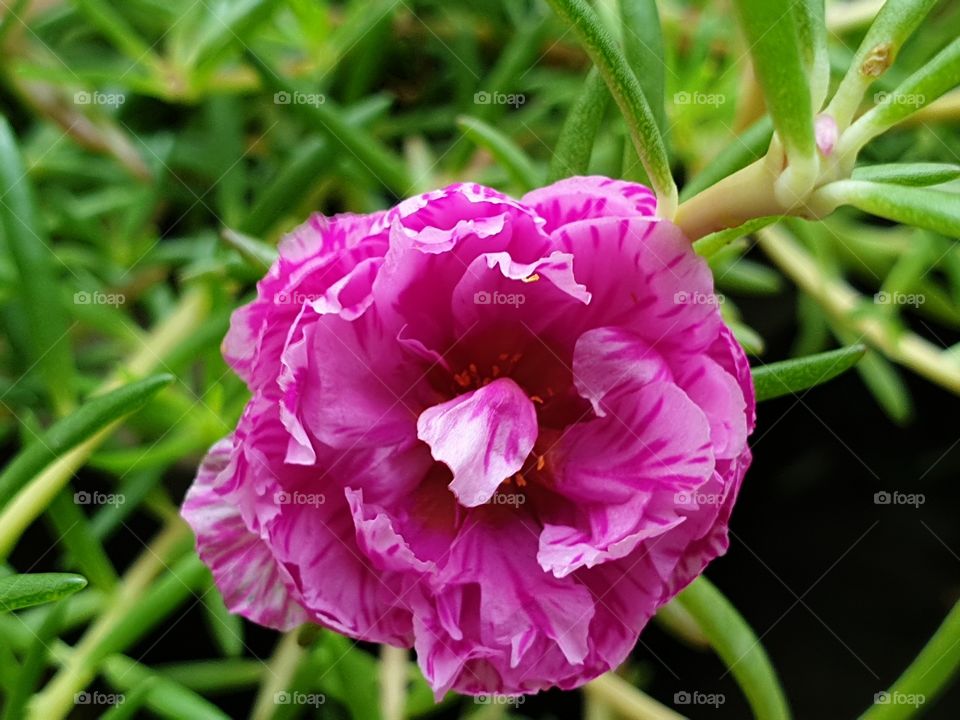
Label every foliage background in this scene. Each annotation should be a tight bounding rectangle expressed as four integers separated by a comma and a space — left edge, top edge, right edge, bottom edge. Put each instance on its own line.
0, 0, 958, 718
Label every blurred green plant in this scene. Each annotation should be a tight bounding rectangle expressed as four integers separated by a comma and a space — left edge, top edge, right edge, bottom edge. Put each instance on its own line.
0, 0, 958, 719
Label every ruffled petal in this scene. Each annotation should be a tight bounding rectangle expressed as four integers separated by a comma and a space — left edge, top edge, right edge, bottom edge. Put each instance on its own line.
269, 494, 415, 645
553, 217, 722, 355
674, 354, 748, 459
450, 250, 591, 338
571, 326, 673, 416
181, 437, 307, 631
372, 183, 553, 357
223, 211, 388, 389
417, 378, 538, 507
522, 176, 657, 233
538, 382, 715, 577
297, 310, 436, 449
414, 514, 595, 697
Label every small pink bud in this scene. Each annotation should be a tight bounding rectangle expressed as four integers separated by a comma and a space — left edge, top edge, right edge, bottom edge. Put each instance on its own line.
816, 114, 838, 157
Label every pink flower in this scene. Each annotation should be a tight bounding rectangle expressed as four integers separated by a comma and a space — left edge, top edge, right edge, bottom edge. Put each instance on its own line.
182, 176, 755, 696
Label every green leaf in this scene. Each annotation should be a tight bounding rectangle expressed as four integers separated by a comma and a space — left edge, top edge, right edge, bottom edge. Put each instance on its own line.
849, 341, 914, 424
731, 0, 815, 183
860, 597, 960, 719
246, 52, 411, 196
0, 573, 87, 613
98, 677, 159, 720
852, 163, 960, 186
543, 0, 677, 217
46, 490, 118, 591
548, 68, 610, 182
694, 215, 781, 258
101, 655, 231, 720
0, 117, 77, 416
448, 14, 549, 169
676, 577, 792, 720
618, 0, 666, 137
220, 228, 277, 274
240, 96, 392, 236
192, 0, 286, 72
0, 603, 64, 720
0, 374, 174, 508
752, 345, 867, 401
842, 35, 960, 155
827, 0, 940, 129
73, 0, 158, 65
456, 116, 541, 192
681, 117, 773, 201
713, 258, 783, 296
794, 0, 829, 110
815, 180, 960, 238
201, 589, 244, 659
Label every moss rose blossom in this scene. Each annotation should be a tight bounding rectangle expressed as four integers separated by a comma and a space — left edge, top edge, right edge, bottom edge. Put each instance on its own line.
182, 176, 755, 696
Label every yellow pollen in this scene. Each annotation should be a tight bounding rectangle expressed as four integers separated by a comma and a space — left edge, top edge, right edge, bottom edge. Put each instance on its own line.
536, 455, 546, 472
530, 395, 544, 405
522, 273, 540, 283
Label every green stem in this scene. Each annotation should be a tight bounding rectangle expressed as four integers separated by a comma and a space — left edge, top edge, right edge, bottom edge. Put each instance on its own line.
860, 598, 960, 720
676, 577, 792, 720
27, 520, 193, 720
543, 0, 677, 218
676, 156, 787, 240
380, 645, 408, 720
583, 673, 686, 720
0, 288, 209, 560
249, 630, 305, 720
758, 225, 960, 394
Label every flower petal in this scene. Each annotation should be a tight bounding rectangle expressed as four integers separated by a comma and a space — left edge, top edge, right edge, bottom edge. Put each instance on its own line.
414, 514, 595, 697
417, 378, 538, 507
181, 437, 307, 631
522, 176, 657, 232
538, 382, 715, 577
553, 217, 721, 355
571, 326, 673, 416
223, 211, 388, 389
450, 250, 591, 337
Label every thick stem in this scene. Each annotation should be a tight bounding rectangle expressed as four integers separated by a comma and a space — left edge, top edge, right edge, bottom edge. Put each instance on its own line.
758, 226, 960, 395
250, 631, 306, 720
379, 644, 409, 720
583, 674, 686, 720
675, 156, 786, 240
